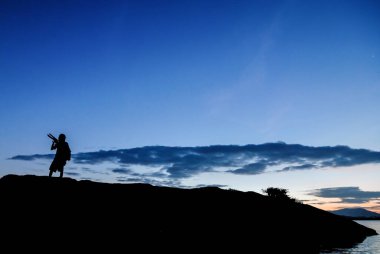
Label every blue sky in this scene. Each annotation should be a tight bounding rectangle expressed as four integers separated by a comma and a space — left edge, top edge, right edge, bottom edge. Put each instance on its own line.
1, 0, 380, 212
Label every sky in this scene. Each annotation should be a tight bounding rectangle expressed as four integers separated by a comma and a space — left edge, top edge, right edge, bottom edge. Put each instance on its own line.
1, 0, 380, 213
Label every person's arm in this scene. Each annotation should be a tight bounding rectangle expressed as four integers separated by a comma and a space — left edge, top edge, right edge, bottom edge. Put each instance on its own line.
48, 133, 58, 150
51, 141, 57, 150
66, 143, 71, 160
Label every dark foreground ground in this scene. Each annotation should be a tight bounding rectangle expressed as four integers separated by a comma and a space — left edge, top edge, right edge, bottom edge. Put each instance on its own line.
0, 175, 376, 253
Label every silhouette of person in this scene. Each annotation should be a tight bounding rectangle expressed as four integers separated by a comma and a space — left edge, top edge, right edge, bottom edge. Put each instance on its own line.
48, 133, 71, 178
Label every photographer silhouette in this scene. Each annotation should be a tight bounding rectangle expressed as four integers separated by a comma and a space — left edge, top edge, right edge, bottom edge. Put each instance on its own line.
48, 133, 71, 178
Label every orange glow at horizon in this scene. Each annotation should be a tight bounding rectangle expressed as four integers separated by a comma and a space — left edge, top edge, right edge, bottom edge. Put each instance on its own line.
306, 198, 380, 214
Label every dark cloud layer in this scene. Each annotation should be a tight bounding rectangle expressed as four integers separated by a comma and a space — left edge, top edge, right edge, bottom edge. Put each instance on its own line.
112, 168, 132, 174
230, 162, 267, 175
10, 143, 380, 179
309, 187, 380, 204
65, 172, 80, 176
11, 154, 54, 161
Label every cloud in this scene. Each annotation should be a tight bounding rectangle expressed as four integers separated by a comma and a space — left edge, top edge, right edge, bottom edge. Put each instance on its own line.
369, 205, 380, 211
65, 172, 80, 176
115, 176, 181, 187
194, 184, 228, 188
282, 164, 315, 171
10, 154, 54, 161
115, 177, 143, 183
10, 143, 380, 179
112, 168, 132, 174
308, 187, 380, 204
230, 162, 267, 175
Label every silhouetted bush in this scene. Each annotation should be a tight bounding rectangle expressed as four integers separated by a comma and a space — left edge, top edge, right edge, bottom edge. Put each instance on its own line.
262, 187, 302, 203
262, 187, 289, 199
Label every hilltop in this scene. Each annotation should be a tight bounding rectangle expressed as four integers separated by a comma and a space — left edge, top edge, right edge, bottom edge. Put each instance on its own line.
1, 174, 377, 253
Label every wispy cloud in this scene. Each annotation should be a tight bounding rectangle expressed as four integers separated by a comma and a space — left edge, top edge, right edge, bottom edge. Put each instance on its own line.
228, 162, 267, 175
193, 184, 228, 189
65, 172, 80, 176
11, 154, 54, 161
112, 168, 132, 174
10, 143, 380, 179
308, 187, 380, 204
370, 205, 380, 211
115, 176, 181, 187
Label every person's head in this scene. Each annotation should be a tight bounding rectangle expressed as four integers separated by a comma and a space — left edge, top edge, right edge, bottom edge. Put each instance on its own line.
58, 134, 66, 142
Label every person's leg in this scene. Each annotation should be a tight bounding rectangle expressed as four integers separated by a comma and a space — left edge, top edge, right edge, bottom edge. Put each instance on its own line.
58, 165, 64, 178
49, 161, 55, 177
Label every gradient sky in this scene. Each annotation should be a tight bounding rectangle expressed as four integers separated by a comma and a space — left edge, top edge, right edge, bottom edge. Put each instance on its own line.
1, 0, 380, 212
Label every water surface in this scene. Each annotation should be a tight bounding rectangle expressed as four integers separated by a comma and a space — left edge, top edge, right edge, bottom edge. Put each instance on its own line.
321, 220, 380, 253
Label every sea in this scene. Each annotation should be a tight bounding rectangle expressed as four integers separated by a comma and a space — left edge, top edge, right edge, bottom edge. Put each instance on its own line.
320, 220, 380, 254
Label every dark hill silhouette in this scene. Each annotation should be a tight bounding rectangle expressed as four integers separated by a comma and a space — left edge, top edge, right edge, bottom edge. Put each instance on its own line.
332, 208, 380, 220
1, 174, 376, 253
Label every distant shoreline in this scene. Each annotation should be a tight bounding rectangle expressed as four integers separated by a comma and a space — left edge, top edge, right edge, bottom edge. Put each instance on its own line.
353, 218, 380, 221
